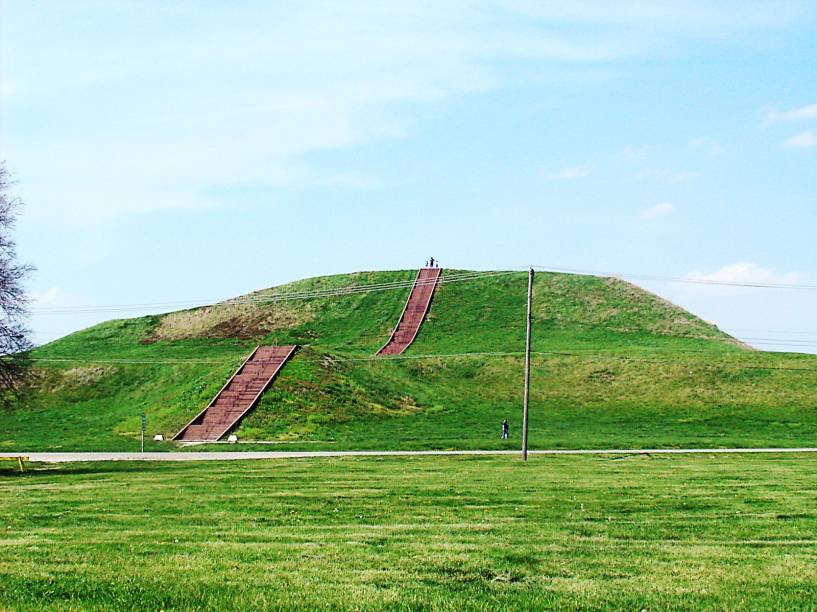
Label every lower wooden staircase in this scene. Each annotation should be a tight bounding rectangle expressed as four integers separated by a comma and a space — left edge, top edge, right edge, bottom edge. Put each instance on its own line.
174, 345, 297, 441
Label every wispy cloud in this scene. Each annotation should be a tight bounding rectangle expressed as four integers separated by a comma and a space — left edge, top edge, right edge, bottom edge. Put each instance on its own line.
641, 202, 675, 219
29, 286, 103, 345
31, 287, 64, 306
1, 1, 811, 222
666, 263, 815, 353
636, 168, 699, 183
684, 262, 804, 285
763, 102, 817, 124
670, 170, 699, 183
689, 137, 724, 155
619, 146, 650, 160
782, 129, 817, 149
543, 165, 591, 181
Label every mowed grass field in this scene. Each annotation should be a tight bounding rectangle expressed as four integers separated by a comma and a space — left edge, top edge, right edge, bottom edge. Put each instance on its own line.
2, 454, 817, 610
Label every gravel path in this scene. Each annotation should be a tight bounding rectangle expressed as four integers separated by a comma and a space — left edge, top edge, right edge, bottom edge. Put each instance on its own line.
3, 448, 817, 463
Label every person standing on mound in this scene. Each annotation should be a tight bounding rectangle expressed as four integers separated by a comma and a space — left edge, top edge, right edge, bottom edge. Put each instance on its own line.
502, 419, 509, 439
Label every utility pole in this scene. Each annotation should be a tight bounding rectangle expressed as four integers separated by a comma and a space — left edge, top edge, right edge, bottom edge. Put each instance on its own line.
140, 413, 146, 453
522, 266, 534, 461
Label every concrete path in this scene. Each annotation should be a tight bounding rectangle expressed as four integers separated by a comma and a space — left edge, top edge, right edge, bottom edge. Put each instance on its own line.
3, 448, 817, 463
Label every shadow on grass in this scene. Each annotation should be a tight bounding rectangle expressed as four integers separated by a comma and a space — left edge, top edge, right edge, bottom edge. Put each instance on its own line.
0, 461, 196, 478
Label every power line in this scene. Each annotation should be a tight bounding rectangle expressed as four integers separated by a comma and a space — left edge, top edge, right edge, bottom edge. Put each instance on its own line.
30, 316, 817, 354
30, 357, 237, 365
29, 314, 817, 353
29, 269, 479, 312
30, 270, 512, 315
742, 336, 817, 345
289, 318, 817, 348
26, 266, 817, 356
338, 351, 817, 371
30, 263, 817, 317
31, 310, 817, 346
29, 350, 817, 372
532, 265, 817, 291
727, 328, 817, 337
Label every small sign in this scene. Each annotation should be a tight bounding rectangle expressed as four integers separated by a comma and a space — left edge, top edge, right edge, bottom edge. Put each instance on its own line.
141, 413, 147, 431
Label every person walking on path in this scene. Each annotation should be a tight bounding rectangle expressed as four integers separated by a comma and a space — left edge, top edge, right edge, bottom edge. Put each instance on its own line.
502, 419, 509, 440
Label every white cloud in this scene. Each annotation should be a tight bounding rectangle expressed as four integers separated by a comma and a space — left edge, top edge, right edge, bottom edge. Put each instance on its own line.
684, 262, 805, 285
29, 287, 95, 345
510, 2, 812, 31
689, 137, 724, 155
640, 202, 674, 219
30, 287, 89, 311
763, 102, 817, 124
31, 287, 63, 306
316, 172, 380, 189
0, 75, 25, 102
782, 129, 817, 149
543, 165, 591, 181
0, 1, 810, 223
619, 146, 650, 160
655, 262, 816, 354
670, 170, 699, 182
636, 168, 699, 182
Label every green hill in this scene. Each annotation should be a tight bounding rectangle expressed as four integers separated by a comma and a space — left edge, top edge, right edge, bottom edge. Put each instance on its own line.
4, 269, 817, 451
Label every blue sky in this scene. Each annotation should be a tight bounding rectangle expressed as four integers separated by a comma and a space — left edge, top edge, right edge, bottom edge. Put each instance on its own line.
1, 1, 815, 352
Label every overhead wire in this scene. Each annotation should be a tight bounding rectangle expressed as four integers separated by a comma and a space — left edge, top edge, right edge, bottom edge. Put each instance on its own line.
29, 264, 817, 315
333, 351, 817, 372
530, 265, 817, 291
30, 269, 511, 314
29, 357, 235, 365
327, 318, 817, 349
26, 265, 817, 360
30, 310, 817, 356
727, 328, 817, 336
29, 350, 817, 372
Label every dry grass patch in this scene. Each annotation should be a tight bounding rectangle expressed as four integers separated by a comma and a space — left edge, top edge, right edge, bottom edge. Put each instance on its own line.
56, 366, 113, 389
150, 300, 313, 341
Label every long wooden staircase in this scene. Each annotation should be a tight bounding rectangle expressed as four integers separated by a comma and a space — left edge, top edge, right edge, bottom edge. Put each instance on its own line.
174, 345, 297, 441
378, 268, 441, 356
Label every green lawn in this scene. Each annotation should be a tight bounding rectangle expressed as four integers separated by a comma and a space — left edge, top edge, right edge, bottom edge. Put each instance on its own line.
2, 455, 817, 609
5, 269, 817, 451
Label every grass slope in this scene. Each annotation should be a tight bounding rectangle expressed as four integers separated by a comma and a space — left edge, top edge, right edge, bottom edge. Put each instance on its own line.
4, 270, 817, 451
2, 455, 817, 609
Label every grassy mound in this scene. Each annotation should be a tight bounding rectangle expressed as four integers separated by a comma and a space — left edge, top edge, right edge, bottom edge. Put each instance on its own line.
4, 270, 817, 451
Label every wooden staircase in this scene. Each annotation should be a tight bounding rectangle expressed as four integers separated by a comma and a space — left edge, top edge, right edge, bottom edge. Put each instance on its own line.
174, 345, 297, 441
378, 268, 441, 356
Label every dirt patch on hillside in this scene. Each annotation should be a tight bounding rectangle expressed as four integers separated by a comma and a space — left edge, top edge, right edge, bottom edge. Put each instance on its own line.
148, 301, 313, 342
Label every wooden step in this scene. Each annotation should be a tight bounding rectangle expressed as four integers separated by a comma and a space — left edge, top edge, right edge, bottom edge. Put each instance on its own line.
174, 345, 298, 441
378, 268, 441, 356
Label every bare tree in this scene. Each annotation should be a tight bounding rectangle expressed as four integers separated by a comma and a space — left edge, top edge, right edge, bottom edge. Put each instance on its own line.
0, 162, 34, 404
